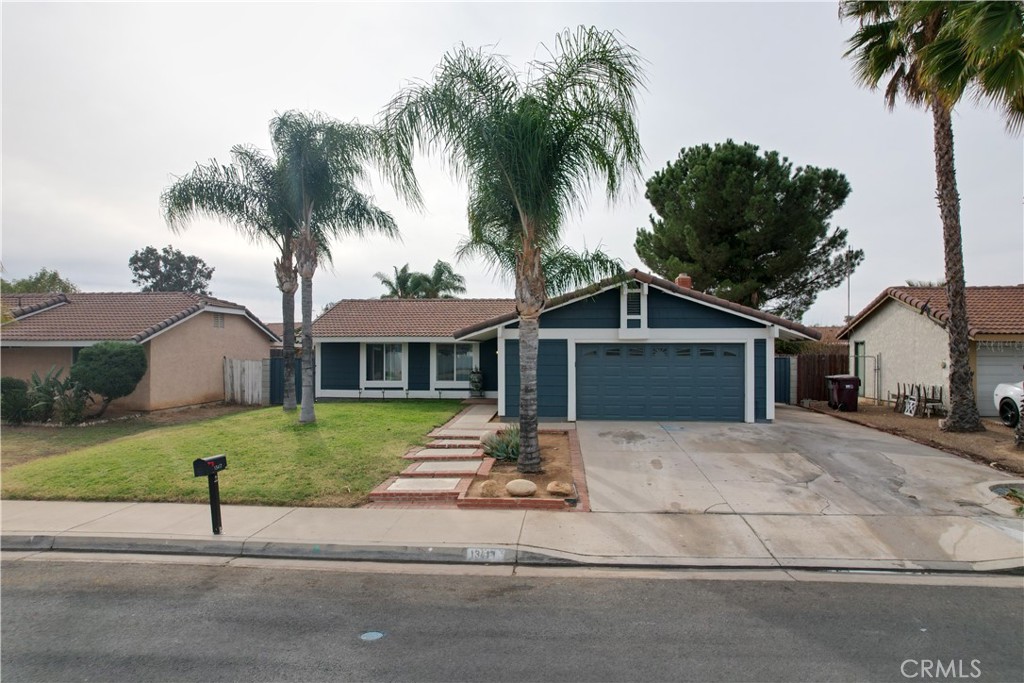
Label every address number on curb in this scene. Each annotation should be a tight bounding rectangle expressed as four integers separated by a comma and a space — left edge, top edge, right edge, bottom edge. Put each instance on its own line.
465, 547, 508, 563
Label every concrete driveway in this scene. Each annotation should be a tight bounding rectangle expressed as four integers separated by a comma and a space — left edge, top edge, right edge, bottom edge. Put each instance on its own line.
577, 405, 1018, 518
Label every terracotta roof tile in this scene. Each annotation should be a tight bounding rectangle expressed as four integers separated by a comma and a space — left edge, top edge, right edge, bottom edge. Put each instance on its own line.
1, 292, 278, 343
313, 299, 515, 338
810, 326, 847, 345
838, 285, 1024, 339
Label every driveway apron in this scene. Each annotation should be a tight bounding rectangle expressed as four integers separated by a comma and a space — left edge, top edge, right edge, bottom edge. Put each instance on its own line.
575, 406, 1016, 518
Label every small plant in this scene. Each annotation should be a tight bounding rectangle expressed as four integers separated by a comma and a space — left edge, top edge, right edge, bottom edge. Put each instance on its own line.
1, 376, 31, 425
1005, 487, 1024, 518
52, 378, 92, 425
482, 424, 520, 462
24, 367, 92, 425
27, 366, 66, 422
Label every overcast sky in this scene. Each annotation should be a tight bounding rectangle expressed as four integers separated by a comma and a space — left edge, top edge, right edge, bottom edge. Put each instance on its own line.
3, 2, 1021, 327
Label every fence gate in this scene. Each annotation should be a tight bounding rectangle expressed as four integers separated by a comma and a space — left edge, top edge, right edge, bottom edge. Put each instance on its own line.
224, 359, 263, 405
269, 357, 303, 406
796, 353, 849, 403
774, 357, 792, 404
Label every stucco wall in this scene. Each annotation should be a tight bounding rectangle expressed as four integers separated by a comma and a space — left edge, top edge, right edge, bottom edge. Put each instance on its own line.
146, 312, 271, 410
1, 347, 75, 382
848, 300, 949, 403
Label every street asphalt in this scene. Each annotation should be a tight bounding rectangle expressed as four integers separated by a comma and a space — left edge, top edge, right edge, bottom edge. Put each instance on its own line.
2, 558, 1022, 683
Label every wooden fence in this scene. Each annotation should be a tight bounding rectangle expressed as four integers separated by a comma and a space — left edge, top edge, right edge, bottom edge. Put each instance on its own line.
796, 353, 849, 403
224, 358, 263, 405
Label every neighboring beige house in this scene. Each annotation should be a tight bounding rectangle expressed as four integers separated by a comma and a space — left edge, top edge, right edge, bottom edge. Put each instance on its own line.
837, 285, 1024, 417
1, 292, 279, 411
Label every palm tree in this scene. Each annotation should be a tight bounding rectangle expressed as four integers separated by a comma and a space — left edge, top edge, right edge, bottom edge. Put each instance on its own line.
270, 110, 411, 424
413, 261, 467, 299
162, 145, 303, 413
374, 264, 420, 298
458, 236, 624, 298
381, 26, 645, 472
842, 1, 1023, 432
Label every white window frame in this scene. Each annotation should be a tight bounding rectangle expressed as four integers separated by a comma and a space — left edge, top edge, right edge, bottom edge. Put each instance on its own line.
362, 342, 406, 388
431, 342, 479, 389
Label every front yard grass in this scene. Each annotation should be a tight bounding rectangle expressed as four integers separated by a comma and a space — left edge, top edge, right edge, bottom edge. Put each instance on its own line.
1, 401, 462, 507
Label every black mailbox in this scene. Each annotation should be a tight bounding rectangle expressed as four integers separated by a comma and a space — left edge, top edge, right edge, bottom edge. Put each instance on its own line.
193, 454, 227, 478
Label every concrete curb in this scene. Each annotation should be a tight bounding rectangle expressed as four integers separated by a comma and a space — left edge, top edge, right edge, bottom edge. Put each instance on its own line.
5, 533, 1021, 575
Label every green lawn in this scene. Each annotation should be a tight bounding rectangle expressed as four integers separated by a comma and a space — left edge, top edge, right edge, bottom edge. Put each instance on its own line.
1, 401, 462, 507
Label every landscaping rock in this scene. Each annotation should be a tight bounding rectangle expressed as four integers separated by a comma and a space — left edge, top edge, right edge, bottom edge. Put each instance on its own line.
480, 480, 502, 498
546, 481, 573, 496
505, 479, 537, 497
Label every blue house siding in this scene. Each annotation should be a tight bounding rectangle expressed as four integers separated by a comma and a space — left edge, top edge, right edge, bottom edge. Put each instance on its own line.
320, 342, 360, 390
540, 289, 620, 329
408, 342, 431, 391
755, 339, 767, 421
504, 339, 569, 418
480, 338, 498, 392
648, 289, 763, 329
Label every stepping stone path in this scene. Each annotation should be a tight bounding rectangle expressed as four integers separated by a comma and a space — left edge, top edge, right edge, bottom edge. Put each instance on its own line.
367, 403, 508, 508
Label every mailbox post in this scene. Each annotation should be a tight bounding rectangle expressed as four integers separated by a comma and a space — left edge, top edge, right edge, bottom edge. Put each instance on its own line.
193, 455, 227, 535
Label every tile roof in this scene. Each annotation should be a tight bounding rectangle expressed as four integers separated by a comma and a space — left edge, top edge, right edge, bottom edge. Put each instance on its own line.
313, 298, 516, 338
810, 326, 848, 345
453, 269, 822, 340
1, 292, 278, 343
838, 285, 1024, 339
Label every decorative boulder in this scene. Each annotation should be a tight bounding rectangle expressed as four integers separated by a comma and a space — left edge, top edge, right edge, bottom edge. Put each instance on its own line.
480, 480, 502, 498
546, 481, 573, 497
505, 479, 537, 497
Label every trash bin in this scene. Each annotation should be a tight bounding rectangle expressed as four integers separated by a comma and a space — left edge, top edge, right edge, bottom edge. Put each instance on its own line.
826, 374, 861, 411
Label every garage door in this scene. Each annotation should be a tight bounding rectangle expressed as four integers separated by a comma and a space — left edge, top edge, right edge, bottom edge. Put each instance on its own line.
576, 343, 744, 421
976, 344, 1024, 417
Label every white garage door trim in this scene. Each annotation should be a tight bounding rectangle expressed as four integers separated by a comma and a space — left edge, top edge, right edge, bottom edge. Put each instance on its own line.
976, 343, 1024, 417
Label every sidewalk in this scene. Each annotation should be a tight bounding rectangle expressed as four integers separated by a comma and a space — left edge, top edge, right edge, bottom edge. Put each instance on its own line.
3, 499, 1022, 573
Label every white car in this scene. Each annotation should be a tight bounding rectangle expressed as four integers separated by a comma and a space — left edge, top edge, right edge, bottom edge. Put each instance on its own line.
994, 382, 1023, 428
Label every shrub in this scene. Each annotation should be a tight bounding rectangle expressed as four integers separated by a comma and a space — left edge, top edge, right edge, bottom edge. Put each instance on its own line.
27, 366, 66, 422
482, 424, 520, 462
1, 376, 31, 425
52, 378, 92, 425
71, 342, 147, 418
23, 368, 92, 425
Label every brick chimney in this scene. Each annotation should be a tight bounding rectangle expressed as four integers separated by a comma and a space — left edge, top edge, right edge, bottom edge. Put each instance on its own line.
675, 273, 693, 289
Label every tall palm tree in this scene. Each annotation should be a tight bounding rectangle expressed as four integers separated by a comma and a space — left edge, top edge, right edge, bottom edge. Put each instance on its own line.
374, 264, 420, 298
270, 110, 411, 424
381, 26, 645, 472
413, 260, 468, 299
162, 145, 303, 413
458, 236, 624, 298
842, 1, 1023, 432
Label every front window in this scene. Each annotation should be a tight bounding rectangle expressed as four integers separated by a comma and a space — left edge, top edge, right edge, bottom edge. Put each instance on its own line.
436, 343, 474, 382
366, 343, 403, 382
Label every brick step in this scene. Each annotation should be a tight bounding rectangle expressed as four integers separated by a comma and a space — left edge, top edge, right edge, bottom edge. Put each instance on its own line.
362, 501, 460, 510
368, 476, 471, 502
405, 447, 484, 460
401, 458, 494, 478
426, 439, 485, 449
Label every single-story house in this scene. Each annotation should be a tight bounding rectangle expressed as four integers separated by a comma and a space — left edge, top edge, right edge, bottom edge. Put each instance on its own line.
1, 291, 279, 411
837, 285, 1024, 417
312, 270, 820, 423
